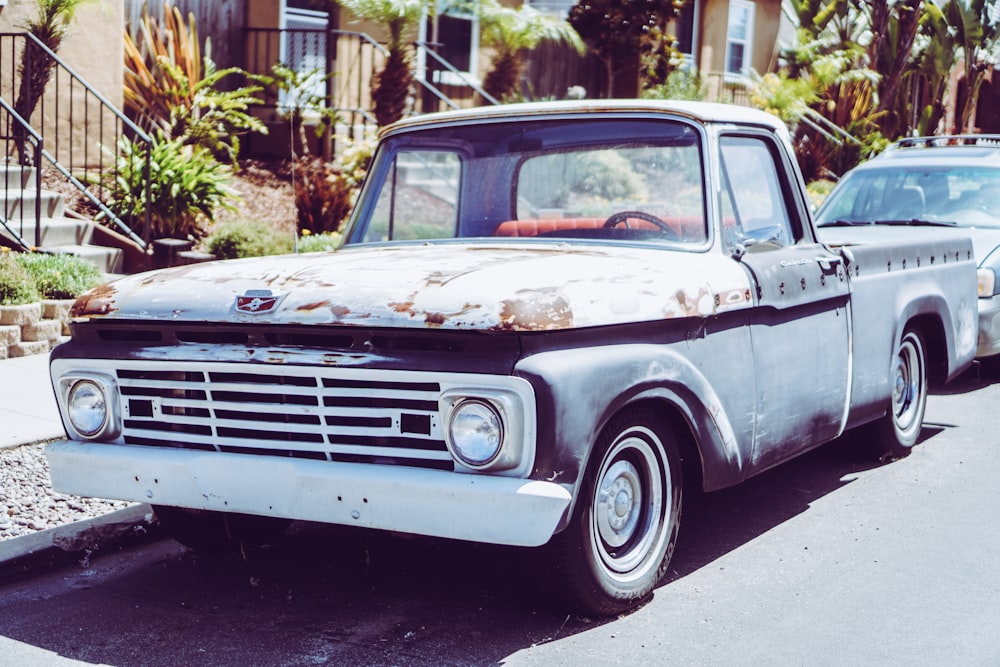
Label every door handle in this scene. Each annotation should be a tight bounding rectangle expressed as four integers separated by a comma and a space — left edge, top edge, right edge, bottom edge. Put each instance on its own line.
815, 255, 842, 275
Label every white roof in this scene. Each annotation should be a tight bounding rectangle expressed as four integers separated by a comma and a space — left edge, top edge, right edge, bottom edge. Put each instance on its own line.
382, 99, 787, 136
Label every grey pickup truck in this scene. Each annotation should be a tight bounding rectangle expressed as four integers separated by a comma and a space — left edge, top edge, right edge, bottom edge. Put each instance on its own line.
46, 101, 977, 615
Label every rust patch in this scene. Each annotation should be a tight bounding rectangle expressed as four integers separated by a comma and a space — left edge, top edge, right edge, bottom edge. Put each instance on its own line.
499, 290, 573, 331
330, 305, 351, 319
670, 287, 711, 317
69, 283, 118, 317
297, 300, 331, 311
389, 301, 415, 314
425, 312, 446, 326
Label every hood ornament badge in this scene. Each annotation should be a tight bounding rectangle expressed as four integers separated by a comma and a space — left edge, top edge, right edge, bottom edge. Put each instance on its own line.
235, 289, 285, 314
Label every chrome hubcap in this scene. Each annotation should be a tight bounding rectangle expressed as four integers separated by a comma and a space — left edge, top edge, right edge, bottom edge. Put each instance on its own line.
591, 429, 668, 577
598, 460, 641, 547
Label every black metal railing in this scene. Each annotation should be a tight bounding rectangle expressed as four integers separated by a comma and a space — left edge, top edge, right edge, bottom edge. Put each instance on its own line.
245, 28, 383, 138
244, 28, 496, 135
0, 97, 41, 249
415, 40, 500, 113
0, 32, 151, 248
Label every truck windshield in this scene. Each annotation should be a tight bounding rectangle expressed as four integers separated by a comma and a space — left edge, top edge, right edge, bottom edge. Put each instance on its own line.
343, 117, 708, 247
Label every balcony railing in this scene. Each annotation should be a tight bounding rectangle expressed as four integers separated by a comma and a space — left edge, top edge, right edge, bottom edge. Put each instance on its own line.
245, 27, 383, 136
244, 28, 496, 137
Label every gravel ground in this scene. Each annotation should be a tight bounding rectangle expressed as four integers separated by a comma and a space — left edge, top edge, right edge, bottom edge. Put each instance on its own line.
0, 442, 133, 541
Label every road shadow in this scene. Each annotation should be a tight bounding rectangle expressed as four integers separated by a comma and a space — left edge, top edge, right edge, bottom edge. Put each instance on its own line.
0, 427, 953, 666
932, 361, 998, 395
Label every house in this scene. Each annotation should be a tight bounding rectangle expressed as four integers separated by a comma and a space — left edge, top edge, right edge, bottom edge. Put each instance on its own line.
183, 0, 793, 145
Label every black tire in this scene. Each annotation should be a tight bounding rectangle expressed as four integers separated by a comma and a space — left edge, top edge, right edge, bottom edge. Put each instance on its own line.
153, 505, 291, 553
868, 329, 927, 460
548, 408, 682, 615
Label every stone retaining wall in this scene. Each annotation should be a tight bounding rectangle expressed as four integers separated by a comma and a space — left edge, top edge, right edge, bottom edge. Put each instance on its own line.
0, 300, 75, 360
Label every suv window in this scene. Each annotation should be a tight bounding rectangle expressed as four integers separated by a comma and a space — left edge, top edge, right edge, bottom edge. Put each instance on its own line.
818, 166, 1000, 226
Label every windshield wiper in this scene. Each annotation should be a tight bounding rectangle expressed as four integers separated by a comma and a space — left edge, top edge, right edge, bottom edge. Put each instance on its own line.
874, 218, 958, 227
817, 219, 873, 227
818, 218, 958, 228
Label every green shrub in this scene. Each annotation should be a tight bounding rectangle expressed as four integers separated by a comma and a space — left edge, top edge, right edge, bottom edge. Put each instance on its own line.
15, 252, 103, 300
642, 68, 707, 102
104, 134, 238, 241
297, 231, 342, 253
806, 179, 836, 211
203, 220, 294, 259
124, 4, 268, 163
0, 252, 41, 305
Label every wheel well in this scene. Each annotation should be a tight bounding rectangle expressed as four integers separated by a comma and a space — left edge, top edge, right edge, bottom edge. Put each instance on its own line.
618, 398, 705, 494
905, 314, 947, 385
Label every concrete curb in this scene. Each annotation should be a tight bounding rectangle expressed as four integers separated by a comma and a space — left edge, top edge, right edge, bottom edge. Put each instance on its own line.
0, 504, 161, 584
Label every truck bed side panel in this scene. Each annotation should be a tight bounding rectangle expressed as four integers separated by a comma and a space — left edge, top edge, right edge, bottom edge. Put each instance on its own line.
840, 237, 977, 428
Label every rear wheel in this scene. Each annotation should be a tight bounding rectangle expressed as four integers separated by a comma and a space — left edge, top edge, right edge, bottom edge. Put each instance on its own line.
868, 329, 927, 460
549, 408, 682, 615
153, 506, 291, 553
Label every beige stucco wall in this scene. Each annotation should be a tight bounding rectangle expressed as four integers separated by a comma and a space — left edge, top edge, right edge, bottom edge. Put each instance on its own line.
0, 0, 123, 105
0, 0, 123, 167
697, 0, 781, 75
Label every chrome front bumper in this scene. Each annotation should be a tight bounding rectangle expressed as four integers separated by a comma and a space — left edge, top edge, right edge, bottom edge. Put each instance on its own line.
46, 441, 572, 547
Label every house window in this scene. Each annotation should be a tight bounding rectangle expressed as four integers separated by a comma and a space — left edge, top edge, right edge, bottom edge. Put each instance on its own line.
279, 4, 329, 109
418, 1, 480, 87
674, 1, 696, 58
725, 0, 755, 77
525, 0, 576, 18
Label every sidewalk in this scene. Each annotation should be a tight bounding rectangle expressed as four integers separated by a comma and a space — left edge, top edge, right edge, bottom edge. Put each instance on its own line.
0, 351, 64, 449
0, 352, 160, 572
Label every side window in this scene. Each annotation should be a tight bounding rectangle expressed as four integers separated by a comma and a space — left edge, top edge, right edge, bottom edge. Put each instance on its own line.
365, 151, 460, 242
719, 136, 795, 251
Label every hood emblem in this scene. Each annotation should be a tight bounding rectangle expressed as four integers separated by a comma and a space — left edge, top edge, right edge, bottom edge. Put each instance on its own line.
235, 289, 285, 314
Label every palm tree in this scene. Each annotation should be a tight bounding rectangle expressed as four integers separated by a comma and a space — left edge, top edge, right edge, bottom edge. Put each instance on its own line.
339, 0, 430, 126
940, 0, 1000, 132
14, 0, 83, 164
478, 0, 584, 102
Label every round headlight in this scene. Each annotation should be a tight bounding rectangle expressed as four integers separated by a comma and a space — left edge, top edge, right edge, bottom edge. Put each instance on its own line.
67, 380, 108, 437
448, 399, 504, 466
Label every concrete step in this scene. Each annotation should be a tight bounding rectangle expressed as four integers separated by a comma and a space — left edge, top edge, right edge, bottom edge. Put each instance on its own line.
3, 189, 65, 220
0, 164, 36, 189
0, 217, 93, 248
46, 243, 123, 275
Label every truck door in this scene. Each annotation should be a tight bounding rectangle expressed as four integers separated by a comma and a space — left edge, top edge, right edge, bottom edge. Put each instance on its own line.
718, 134, 851, 472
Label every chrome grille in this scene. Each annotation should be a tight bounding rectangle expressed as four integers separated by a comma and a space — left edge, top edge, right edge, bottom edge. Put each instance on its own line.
115, 363, 453, 469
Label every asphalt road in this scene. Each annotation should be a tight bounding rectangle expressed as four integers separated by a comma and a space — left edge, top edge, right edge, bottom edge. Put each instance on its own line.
1, 369, 998, 666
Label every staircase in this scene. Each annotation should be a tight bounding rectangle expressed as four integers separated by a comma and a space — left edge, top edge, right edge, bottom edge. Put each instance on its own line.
0, 32, 151, 275
0, 164, 122, 274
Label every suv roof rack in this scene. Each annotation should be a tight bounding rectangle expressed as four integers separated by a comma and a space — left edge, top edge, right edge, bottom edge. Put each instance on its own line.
891, 135, 1000, 150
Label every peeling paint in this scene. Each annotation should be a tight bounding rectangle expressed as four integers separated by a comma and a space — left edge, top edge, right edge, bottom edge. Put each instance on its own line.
499, 292, 573, 331
70, 282, 119, 317
72, 243, 755, 332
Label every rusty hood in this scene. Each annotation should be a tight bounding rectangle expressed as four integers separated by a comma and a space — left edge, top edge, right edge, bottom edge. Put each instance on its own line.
73, 243, 753, 331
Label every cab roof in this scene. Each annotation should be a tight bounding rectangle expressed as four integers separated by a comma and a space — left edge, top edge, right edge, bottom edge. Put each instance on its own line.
380, 100, 788, 137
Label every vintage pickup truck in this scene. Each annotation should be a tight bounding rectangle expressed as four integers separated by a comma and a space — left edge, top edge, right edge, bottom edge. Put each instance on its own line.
46, 101, 977, 615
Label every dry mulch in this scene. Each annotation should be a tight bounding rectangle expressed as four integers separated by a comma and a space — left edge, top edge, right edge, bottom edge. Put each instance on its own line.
215, 159, 297, 235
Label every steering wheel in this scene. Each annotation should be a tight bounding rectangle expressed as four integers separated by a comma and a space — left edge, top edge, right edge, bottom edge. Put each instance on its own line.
602, 210, 678, 239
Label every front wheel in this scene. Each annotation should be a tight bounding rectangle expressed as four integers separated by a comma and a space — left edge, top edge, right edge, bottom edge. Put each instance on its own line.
868, 329, 927, 460
548, 408, 682, 615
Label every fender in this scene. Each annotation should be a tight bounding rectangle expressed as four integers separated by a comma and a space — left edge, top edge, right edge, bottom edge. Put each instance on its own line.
515, 342, 754, 530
